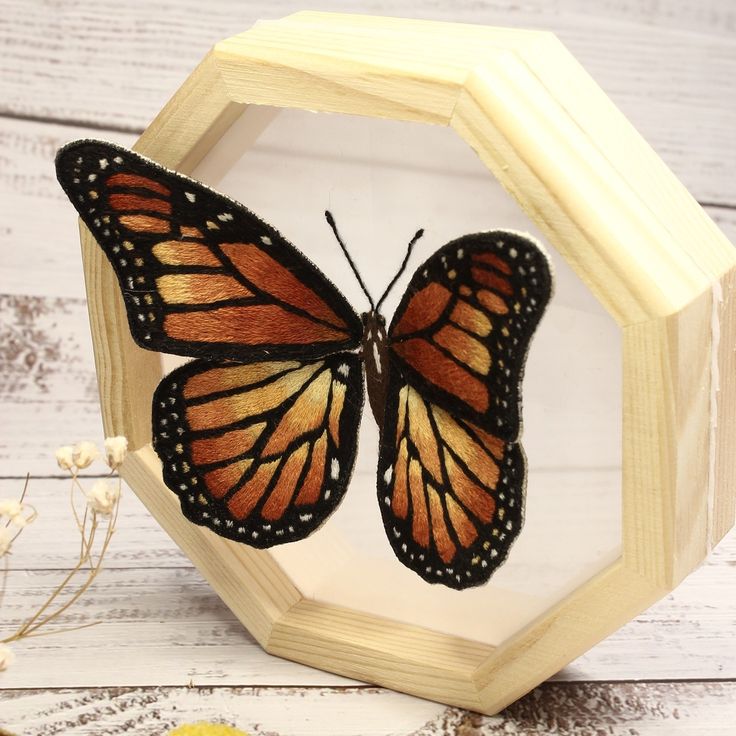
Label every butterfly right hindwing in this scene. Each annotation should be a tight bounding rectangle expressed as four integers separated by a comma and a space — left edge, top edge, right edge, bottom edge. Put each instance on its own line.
378, 381, 526, 588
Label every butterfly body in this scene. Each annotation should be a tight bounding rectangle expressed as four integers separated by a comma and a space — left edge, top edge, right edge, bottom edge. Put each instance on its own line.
361, 310, 390, 426
56, 139, 553, 589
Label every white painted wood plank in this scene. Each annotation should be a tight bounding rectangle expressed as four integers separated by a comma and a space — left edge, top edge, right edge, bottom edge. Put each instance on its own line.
0, 490, 734, 687
1, 3, 735, 201
0, 295, 104, 476
0, 121, 136, 300
0, 477, 186, 569
0, 569, 354, 689
4, 682, 736, 736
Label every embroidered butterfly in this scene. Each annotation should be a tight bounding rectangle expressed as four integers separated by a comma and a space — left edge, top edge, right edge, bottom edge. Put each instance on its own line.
55, 140, 553, 589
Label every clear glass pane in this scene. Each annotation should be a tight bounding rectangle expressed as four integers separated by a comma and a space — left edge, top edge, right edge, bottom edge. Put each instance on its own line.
168, 106, 623, 646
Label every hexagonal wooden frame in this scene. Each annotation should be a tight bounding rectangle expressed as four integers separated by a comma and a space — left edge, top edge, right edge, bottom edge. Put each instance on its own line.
78, 12, 736, 714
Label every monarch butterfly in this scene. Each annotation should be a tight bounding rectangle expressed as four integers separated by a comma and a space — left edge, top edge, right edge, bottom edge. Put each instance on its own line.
56, 140, 553, 590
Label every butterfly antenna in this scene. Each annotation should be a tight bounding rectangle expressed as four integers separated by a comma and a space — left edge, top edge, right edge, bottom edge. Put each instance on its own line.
324, 210, 376, 311
375, 227, 424, 313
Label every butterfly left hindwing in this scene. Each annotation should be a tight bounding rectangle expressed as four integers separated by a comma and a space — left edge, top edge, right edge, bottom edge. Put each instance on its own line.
154, 353, 363, 546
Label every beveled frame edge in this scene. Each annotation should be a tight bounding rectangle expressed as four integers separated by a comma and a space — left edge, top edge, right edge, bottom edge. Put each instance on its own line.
78, 12, 736, 715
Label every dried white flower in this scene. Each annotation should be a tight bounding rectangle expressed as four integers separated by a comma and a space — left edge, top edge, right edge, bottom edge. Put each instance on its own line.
0, 499, 34, 529
104, 436, 128, 469
0, 499, 23, 518
72, 441, 99, 470
0, 644, 15, 671
55, 445, 75, 470
0, 528, 14, 557
85, 480, 120, 516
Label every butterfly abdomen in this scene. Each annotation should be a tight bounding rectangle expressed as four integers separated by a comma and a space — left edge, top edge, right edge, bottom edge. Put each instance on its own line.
362, 311, 390, 426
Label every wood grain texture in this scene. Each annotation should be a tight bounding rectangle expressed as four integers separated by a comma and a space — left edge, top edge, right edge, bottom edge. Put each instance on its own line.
4, 682, 736, 735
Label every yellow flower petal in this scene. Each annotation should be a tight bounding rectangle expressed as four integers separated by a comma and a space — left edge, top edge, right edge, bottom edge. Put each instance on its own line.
168, 724, 250, 736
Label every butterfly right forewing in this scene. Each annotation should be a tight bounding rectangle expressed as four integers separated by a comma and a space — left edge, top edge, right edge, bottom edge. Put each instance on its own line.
387, 231, 552, 438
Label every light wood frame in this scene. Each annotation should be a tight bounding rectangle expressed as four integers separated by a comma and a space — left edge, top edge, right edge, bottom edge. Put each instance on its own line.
78, 12, 736, 714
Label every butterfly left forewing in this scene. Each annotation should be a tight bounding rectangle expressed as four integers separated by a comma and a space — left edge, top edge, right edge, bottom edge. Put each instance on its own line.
155, 353, 363, 546
379, 231, 552, 587
55, 139, 362, 362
